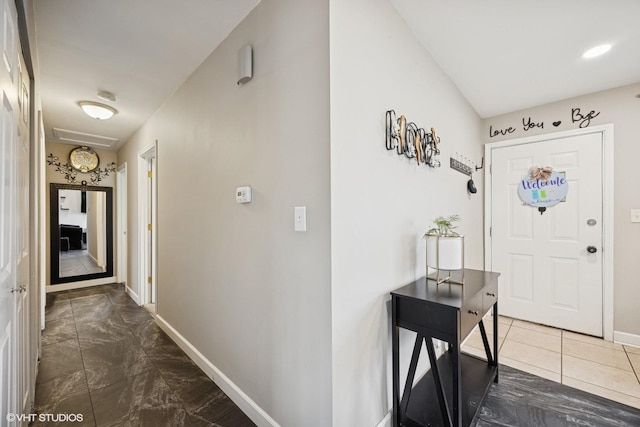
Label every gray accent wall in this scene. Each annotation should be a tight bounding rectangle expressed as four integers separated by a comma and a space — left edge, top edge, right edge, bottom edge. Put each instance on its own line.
117, 0, 332, 425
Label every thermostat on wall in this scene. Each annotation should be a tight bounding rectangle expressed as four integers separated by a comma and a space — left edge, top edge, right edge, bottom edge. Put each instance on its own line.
236, 186, 252, 204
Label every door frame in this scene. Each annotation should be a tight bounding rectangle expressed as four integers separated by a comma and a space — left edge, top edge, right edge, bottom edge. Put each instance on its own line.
138, 142, 157, 308
37, 111, 45, 332
483, 124, 614, 341
116, 163, 127, 286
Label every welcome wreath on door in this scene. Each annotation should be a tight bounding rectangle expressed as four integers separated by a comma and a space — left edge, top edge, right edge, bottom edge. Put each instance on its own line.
518, 166, 569, 215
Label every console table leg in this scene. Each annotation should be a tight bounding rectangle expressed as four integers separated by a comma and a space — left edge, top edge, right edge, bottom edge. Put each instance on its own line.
400, 333, 424, 415
493, 302, 499, 382
392, 298, 400, 427
478, 320, 494, 365
425, 337, 452, 426
452, 342, 462, 427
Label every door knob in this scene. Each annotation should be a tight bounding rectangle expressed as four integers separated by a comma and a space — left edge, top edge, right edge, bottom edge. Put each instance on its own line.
587, 246, 598, 254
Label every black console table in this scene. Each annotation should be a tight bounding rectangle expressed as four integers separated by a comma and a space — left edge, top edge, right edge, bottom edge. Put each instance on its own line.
391, 269, 500, 427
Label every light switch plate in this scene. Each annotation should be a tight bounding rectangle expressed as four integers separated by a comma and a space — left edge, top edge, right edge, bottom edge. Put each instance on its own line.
294, 206, 307, 232
235, 186, 252, 204
631, 209, 640, 223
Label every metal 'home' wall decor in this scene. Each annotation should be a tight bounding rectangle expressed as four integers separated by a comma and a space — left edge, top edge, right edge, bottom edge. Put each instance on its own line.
385, 110, 441, 168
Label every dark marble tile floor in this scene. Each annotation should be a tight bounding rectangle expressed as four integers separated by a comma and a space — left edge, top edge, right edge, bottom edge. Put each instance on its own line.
34, 283, 255, 427
36, 284, 640, 426
475, 365, 640, 426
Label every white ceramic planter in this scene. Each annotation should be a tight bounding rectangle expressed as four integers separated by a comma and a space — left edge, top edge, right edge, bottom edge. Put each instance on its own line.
426, 235, 464, 270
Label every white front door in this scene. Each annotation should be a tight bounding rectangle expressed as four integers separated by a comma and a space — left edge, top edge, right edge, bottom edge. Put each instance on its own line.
489, 130, 604, 336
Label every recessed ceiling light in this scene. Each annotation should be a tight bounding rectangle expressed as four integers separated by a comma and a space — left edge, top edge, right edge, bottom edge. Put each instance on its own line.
77, 101, 118, 120
96, 90, 116, 102
582, 44, 612, 59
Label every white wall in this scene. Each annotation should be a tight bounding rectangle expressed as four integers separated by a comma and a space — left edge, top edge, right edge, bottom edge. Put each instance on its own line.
329, 0, 484, 425
117, 0, 332, 425
482, 82, 640, 338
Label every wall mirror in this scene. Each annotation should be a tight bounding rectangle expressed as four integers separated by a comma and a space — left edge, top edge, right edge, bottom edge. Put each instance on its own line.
50, 183, 114, 284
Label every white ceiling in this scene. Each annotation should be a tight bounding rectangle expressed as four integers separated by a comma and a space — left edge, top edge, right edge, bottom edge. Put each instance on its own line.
34, 0, 261, 150
390, 0, 640, 118
33, 1, 640, 152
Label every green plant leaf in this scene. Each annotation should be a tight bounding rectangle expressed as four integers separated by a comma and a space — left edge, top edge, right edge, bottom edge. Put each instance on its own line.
426, 214, 461, 236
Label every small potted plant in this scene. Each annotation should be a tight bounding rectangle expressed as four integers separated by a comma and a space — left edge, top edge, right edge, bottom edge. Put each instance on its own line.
424, 215, 464, 281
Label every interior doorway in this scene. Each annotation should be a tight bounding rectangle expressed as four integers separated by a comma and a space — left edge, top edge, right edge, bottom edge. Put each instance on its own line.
117, 164, 127, 288
484, 125, 614, 340
138, 142, 157, 313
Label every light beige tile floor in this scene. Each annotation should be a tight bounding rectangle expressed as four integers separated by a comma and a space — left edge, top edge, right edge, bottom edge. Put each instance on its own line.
461, 315, 640, 409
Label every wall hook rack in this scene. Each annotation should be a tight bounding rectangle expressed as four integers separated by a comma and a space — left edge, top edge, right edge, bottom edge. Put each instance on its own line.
450, 157, 473, 177
450, 154, 484, 177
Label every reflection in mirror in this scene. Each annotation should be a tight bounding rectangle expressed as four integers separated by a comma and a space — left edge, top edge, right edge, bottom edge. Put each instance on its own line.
58, 189, 107, 277
51, 183, 113, 284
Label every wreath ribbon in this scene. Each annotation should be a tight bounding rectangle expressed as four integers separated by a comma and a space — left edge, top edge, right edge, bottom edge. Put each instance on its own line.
528, 166, 553, 181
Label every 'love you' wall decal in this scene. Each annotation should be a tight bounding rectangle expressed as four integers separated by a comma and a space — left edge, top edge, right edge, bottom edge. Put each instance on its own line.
488, 106, 600, 138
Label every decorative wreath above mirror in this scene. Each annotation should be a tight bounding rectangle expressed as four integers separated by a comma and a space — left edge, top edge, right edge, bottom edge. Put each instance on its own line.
47, 146, 116, 185
69, 146, 100, 172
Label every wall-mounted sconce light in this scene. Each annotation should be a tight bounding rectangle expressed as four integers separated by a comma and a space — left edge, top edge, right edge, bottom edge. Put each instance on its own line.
237, 44, 253, 85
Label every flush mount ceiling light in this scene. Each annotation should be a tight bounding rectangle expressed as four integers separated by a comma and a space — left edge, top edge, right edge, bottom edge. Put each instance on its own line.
77, 101, 118, 120
582, 44, 612, 59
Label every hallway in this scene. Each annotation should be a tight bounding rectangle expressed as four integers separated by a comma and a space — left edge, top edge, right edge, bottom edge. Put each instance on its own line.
35, 284, 255, 427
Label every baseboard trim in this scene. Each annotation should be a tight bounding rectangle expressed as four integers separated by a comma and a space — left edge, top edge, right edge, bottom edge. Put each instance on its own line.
125, 285, 140, 305
86, 252, 103, 269
155, 315, 280, 427
45, 276, 116, 293
613, 330, 640, 348
376, 410, 392, 427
